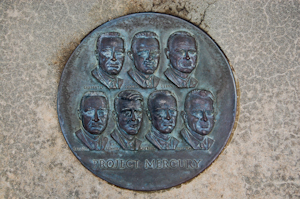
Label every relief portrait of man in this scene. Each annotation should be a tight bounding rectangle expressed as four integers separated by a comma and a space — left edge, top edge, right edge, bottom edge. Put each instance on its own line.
127, 31, 160, 88
181, 89, 215, 150
146, 90, 179, 150
110, 90, 143, 150
164, 31, 198, 88
75, 91, 109, 151
92, 32, 125, 89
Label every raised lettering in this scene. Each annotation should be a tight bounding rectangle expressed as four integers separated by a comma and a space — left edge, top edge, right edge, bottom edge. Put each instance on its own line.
194, 159, 201, 168
187, 159, 195, 169
162, 159, 169, 168
144, 159, 155, 169
119, 159, 126, 169
169, 159, 177, 168
126, 160, 134, 168
156, 159, 162, 169
179, 159, 186, 168
99, 159, 106, 168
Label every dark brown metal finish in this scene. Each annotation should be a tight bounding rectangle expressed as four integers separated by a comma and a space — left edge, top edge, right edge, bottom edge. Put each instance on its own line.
57, 13, 237, 191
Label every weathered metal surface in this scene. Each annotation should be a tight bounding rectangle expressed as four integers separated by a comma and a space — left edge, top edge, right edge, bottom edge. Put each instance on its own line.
57, 13, 237, 191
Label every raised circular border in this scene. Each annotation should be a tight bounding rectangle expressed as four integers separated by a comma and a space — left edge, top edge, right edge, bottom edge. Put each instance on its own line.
57, 13, 237, 191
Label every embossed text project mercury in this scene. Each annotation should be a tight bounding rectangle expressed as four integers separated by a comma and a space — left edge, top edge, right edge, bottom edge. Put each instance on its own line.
57, 13, 237, 191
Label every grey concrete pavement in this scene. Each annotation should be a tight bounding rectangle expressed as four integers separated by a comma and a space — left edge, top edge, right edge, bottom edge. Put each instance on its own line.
0, 0, 299, 198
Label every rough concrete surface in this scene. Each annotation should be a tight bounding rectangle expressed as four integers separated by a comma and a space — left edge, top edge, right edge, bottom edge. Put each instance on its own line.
0, 0, 299, 198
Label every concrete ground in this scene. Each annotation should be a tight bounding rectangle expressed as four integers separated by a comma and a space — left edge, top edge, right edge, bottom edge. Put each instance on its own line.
0, 0, 299, 198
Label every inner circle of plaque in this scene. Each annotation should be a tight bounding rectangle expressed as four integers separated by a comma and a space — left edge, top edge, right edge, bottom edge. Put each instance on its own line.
57, 13, 237, 191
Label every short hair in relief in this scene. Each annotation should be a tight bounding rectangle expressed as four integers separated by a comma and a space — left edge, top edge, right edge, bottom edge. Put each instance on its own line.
148, 90, 177, 111
80, 91, 108, 111
114, 90, 143, 113
131, 31, 159, 51
96, 32, 123, 51
184, 89, 214, 111
167, 31, 196, 49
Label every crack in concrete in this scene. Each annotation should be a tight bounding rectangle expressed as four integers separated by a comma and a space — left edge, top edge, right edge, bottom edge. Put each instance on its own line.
198, 0, 218, 27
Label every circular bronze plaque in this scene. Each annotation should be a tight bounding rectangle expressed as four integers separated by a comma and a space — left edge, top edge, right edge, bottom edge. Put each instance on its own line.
57, 13, 237, 191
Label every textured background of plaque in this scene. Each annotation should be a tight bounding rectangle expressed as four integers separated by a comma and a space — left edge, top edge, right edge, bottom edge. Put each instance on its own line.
0, 0, 299, 197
